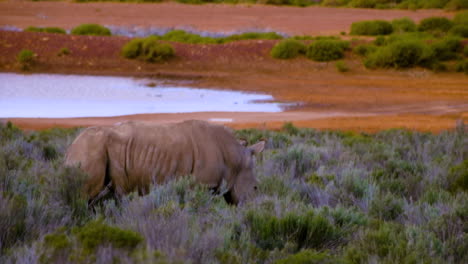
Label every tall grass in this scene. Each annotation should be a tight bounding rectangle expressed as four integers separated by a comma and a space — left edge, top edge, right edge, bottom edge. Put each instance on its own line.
0, 121, 466, 263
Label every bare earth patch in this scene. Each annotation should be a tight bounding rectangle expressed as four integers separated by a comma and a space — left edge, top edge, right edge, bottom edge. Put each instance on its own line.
0, 2, 467, 132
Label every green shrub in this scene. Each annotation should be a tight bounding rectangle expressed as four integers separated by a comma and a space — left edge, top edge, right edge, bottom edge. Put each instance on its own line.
350, 20, 393, 36
449, 25, 468, 37
71, 24, 111, 36
246, 210, 337, 251
322, 0, 351, 7
122, 37, 175, 63
364, 40, 435, 68
225, 31, 283, 41
271, 39, 306, 59
73, 220, 143, 252
446, 0, 468, 10
274, 250, 339, 264
431, 36, 462, 61
349, 0, 376, 8
455, 59, 468, 74
453, 10, 468, 25
306, 39, 349, 61
418, 17, 453, 32
17, 49, 35, 70
370, 192, 404, 221
353, 44, 377, 56
25, 26, 66, 34
335, 60, 349, 72
448, 159, 468, 192
464, 45, 468, 56
391, 17, 417, 33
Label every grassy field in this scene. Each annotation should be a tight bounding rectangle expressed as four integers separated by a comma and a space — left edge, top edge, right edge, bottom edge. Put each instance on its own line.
0, 121, 466, 263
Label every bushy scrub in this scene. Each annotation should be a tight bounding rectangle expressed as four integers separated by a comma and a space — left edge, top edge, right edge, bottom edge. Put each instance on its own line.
17, 49, 36, 70
335, 60, 349, 72
453, 10, 468, 25
25, 26, 66, 34
418, 17, 454, 32
122, 36, 175, 63
71, 24, 111, 36
1, 121, 467, 263
456, 59, 468, 74
270, 39, 306, 59
431, 36, 462, 61
350, 20, 393, 36
306, 39, 349, 61
246, 210, 337, 251
391, 17, 417, 33
364, 40, 434, 68
154, 30, 283, 44
353, 44, 377, 56
449, 24, 468, 37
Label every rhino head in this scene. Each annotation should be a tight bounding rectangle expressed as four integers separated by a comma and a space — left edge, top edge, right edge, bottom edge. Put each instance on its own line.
225, 140, 265, 205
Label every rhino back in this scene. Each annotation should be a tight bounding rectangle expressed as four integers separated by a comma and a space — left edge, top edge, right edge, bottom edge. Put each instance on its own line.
106, 121, 244, 193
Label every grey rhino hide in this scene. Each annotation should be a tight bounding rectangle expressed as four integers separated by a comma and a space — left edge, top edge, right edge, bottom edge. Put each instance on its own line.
65, 120, 264, 205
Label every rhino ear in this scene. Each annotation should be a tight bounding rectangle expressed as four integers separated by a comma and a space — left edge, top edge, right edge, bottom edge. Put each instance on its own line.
248, 140, 265, 155
238, 138, 248, 147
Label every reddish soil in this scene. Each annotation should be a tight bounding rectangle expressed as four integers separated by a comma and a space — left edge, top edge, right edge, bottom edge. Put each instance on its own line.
1, 2, 467, 132
0, 1, 453, 36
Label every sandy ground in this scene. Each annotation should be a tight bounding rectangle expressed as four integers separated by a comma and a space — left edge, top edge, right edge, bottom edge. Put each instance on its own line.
1, 1, 467, 132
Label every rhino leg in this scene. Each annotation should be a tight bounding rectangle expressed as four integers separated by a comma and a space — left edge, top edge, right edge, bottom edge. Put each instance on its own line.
88, 181, 113, 208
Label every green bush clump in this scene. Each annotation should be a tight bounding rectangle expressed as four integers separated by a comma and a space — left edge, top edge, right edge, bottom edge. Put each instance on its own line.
57, 47, 71, 57
369, 192, 404, 221
364, 40, 435, 68
154, 30, 283, 44
335, 60, 349, 72
447, 159, 468, 192
449, 25, 468, 37
270, 39, 306, 59
306, 39, 349, 61
349, 0, 377, 8
431, 36, 462, 61
274, 250, 340, 264
246, 210, 337, 251
391, 17, 417, 33
455, 59, 468, 74
350, 20, 393, 36
224, 31, 283, 41
418, 17, 453, 32
25, 26, 66, 34
71, 24, 111, 36
17, 49, 36, 70
353, 44, 377, 56
453, 10, 468, 25
73, 220, 143, 252
122, 36, 175, 63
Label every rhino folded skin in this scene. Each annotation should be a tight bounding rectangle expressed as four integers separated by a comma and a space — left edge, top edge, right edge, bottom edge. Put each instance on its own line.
65, 120, 265, 205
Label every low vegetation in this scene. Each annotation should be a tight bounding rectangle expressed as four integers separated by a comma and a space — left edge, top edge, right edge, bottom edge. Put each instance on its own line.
153, 30, 283, 44
1, 121, 466, 263
71, 24, 112, 36
122, 36, 175, 62
25, 26, 66, 34
306, 39, 350, 61
16, 49, 36, 70
350, 20, 394, 36
270, 39, 306, 59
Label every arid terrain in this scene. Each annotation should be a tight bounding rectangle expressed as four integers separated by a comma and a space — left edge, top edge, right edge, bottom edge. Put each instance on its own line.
1, 1, 467, 132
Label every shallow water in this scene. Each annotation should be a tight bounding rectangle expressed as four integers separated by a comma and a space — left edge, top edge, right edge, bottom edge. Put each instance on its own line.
0, 73, 283, 118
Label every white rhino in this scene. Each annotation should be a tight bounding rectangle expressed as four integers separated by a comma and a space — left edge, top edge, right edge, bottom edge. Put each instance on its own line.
65, 120, 265, 206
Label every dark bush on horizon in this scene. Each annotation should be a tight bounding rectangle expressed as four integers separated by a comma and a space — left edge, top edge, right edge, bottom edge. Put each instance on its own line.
306, 39, 349, 61
270, 39, 306, 59
71, 24, 112, 36
418, 17, 453, 32
25, 26, 66, 34
122, 36, 175, 63
350, 20, 393, 36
